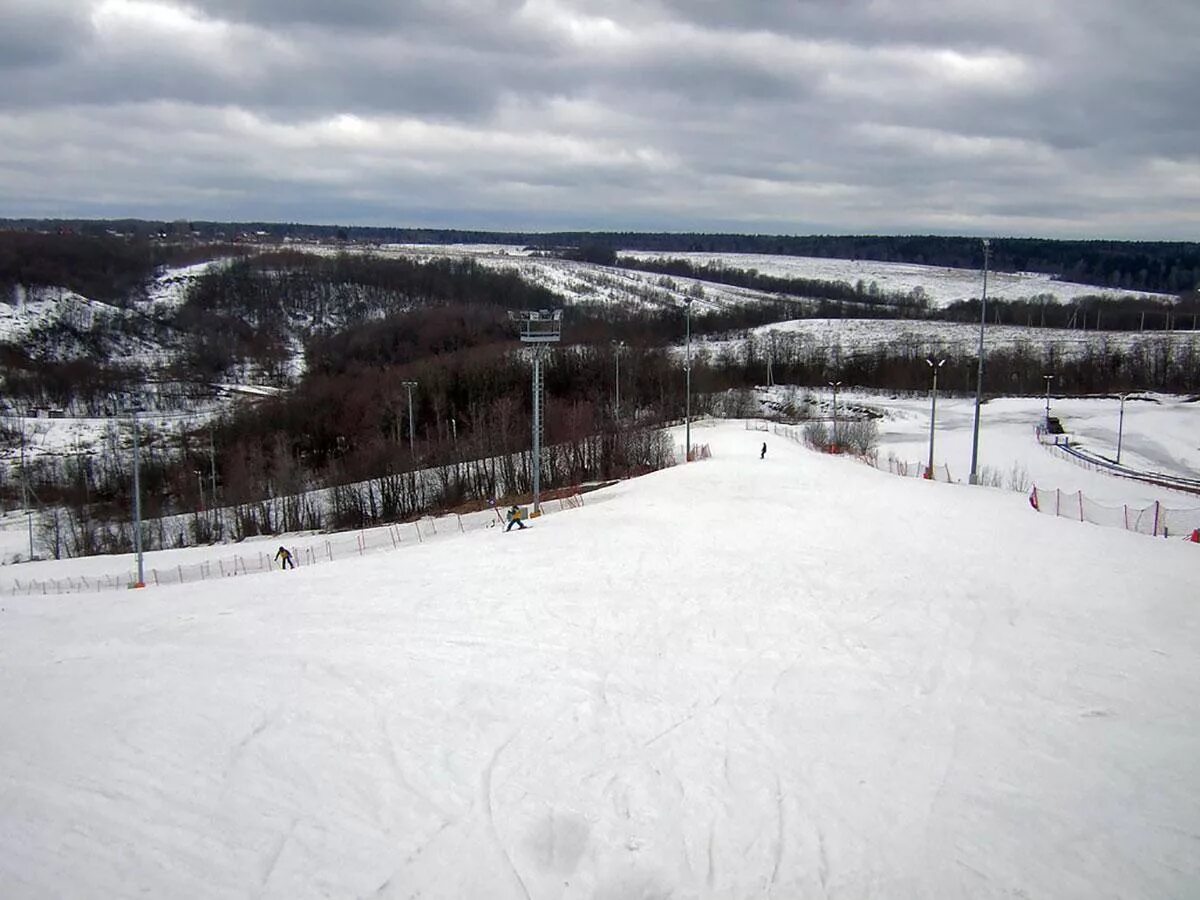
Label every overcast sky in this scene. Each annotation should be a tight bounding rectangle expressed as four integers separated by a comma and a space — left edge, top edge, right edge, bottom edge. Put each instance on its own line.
1, 0, 1197, 238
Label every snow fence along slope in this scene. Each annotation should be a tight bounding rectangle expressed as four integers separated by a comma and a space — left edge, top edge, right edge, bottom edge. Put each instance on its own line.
1, 420, 1197, 898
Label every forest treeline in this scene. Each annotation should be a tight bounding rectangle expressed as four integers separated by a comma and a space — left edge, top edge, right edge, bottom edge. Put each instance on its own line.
5, 221, 1199, 294
0, 231, 247, 303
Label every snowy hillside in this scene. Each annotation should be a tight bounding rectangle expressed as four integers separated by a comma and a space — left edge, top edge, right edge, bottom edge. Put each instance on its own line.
0, 261, 220, 364
621, 250, 1174, 307
374, 243, 1172, 308
2, 421, 1197, 898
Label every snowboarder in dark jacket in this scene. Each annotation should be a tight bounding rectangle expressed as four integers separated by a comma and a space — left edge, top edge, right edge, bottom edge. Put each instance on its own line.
275, 546, 294, 569
760, 441, 767, 459
505, 505, 527, 531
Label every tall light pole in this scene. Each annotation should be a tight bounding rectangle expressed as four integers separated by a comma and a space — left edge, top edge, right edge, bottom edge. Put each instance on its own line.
131, 407, 145, 589
827, 380, 843, 449
1042, 373, 1054, 427
968, 238, 991, 484
401, 381, 418, 457
20, 418, 33, 560
925, 357, 946, 479
614, 340, 625, 423
1116, 393, 1127, 463
512, 309, 562, 516
766, 331, 776, 387
684, 298, 693, 461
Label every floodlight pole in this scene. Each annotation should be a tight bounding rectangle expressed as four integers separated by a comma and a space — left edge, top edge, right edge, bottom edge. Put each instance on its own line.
131, 407, 145, 589
20, 420, 33, 560
766, 331, 775, 387
926, 357, 946, 479
827, 380, 843, 448
685, 299, 693, 461
1043, 374, 1054, 427
614, 341, 624, 423
968, 238, 991, 484
1116, 394, 1126, 463
514, 310, 562, 516
401, 381, 418, 456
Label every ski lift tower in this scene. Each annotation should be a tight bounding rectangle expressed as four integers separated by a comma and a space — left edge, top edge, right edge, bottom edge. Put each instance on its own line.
512, 309, 563, 516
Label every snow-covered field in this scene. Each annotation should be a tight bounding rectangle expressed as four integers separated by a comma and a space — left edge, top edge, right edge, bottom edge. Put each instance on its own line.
1, 420, 1197, 898
622, 250, 1173, 307
372, 242, 1172, 311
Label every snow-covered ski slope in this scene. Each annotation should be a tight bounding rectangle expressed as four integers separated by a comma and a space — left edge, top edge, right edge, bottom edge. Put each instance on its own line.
378, 243, 1171, 309
2, 421, 1197, 899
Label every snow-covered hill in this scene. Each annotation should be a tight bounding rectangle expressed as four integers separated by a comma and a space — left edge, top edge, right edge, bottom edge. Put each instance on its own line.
621, 250, 1173, 307
378, 243, 1173, 308
1, 421, 1196, 898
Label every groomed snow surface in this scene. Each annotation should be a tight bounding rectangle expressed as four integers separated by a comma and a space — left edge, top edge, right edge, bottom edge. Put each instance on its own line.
2, 421, 1197, 898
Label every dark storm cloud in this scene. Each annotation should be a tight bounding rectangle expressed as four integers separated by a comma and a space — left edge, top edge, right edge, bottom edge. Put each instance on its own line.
0, 0, 1196, 238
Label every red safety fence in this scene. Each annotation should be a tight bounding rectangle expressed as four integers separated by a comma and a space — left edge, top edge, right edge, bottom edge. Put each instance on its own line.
1028, 486, 1200, 538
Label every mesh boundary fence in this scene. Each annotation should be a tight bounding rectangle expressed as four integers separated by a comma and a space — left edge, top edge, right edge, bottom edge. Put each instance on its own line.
5, 487, 586, 597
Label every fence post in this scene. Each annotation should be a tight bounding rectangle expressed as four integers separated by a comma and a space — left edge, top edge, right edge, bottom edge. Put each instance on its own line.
457, 515, 464, 533
1055, 489, 1061, 517
1153, 501, 1161, 536
219, 559, 225, 576
1078, 492, 1084, 522
327, 540, 333, 561
153, 569, 160, 586
1124, 505, 1129, 530
415, 523, 423, 543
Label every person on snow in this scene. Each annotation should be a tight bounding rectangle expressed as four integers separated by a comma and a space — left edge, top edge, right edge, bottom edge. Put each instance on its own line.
275, 545, 295, 569
760, 441, 767, 459
505, 505, 527, 532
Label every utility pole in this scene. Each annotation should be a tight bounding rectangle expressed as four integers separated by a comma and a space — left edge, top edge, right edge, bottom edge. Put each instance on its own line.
614, 340, 624, 423
401, 381, 418, 457
20, 418, 33, 560
685, 299, 693, 461
1116, 394, 1126, 463
827, 380, 843, 449
926, 357, 946, 479
766, 331, 775, 387
209, 426, 218, 498
131, 407, 145, 589
1043, 373, 1054, 428
968, 238, 991, 484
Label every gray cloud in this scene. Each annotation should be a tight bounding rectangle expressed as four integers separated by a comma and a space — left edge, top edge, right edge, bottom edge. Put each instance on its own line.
0, 0, 1196, 238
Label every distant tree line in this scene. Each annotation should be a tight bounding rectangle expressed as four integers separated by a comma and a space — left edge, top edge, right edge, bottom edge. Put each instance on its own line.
0, 231, 246, 304
5, 221, 1199, 294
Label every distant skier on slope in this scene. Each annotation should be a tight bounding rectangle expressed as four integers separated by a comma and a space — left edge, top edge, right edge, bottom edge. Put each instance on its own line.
761, 441, 767, 459
275, 546, 294, 570
505, 505, 527, 532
